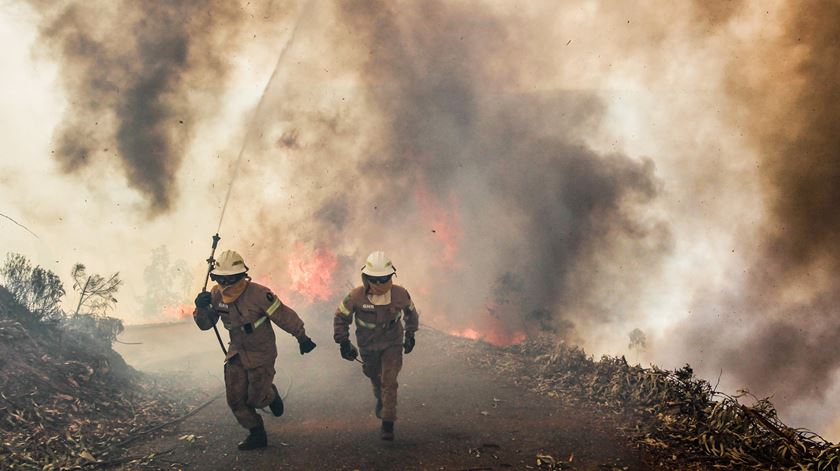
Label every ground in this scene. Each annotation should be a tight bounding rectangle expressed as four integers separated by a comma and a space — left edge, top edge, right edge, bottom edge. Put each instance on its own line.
113, 323, 659, 471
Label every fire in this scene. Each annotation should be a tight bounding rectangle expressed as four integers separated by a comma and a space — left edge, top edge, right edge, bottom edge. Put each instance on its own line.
450, 325, 526, 347
287, 244, 338, 303
162, 304, 192, 320
450, 328, 482, 340
448, 301, 529, 346
414, 183, 463, 265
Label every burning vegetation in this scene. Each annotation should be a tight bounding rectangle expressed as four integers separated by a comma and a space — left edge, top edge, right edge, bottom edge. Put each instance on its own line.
286, 245, 338, 302
4, 0, 840, 467
2, 251, 840, 469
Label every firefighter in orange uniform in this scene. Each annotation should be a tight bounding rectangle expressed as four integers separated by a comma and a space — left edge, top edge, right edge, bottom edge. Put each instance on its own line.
193, 250, 316, 450
334, 251, 419, 440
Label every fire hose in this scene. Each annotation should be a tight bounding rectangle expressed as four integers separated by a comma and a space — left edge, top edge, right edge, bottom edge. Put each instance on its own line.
196, 2, 312, 355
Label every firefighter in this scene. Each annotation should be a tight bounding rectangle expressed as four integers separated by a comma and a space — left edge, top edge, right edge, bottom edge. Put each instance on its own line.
334, 251, 419, 441
193, 250, 317, 450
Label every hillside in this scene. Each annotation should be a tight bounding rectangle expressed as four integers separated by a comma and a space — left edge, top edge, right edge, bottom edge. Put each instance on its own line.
0, 287, 195, 470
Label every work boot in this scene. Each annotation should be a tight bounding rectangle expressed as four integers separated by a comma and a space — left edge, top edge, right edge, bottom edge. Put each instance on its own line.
269, 384, 284, 417
237, 425, 267, 451
375, 398, 383, 419
380, 420, 394, 441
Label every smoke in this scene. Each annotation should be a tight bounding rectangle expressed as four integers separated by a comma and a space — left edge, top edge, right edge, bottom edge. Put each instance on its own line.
12, 0, 840, 436
691, 0, 744, 29
138, 245, 191, 319
231, 0, 671, 344
26, 0, 287, 213
674, 1, 840, 407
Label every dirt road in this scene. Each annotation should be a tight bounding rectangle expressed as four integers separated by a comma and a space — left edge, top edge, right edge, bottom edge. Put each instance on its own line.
115, 321, 653, 470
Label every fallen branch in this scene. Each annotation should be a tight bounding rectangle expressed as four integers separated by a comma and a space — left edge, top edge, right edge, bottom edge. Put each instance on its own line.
107, 392, 223, 450
0, 211, 38, 238
740, 404, 797, 447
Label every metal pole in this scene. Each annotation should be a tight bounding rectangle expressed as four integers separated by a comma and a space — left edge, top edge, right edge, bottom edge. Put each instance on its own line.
198, 3, 313, 357
201, 233, 227, 355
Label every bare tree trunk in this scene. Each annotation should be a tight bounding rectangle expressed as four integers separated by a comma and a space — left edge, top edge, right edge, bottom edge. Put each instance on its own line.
74, 276, 91, 317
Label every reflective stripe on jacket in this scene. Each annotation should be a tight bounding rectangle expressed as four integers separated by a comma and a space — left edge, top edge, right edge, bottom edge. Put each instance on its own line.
193, 281, 306, 368
333, 284, 419, 351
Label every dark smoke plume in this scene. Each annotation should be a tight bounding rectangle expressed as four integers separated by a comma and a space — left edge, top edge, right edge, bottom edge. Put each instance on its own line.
28, 1, 284, 213
243, 0, 671, 339
680, 1, 840, 405
16, 0, 840, 433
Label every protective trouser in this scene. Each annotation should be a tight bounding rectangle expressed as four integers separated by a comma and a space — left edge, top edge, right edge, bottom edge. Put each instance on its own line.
224, 355, 276, 429
361, 345, 403, 421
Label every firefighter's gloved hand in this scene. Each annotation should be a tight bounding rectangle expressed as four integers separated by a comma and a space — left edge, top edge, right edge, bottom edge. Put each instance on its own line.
194, 291, 212, 309
298, 335, 317, 355
340, 340, 358, 361
403, 334, 415, 354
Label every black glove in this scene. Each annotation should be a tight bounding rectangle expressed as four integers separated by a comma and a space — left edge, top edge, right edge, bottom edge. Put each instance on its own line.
403, 334, 415, 354
298, 336, 317, 355
194, 291, 212, 309
340, 340, 358, 361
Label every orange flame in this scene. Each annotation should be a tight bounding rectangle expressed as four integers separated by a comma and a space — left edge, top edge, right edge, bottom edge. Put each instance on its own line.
450, 320, 527, 347
162, 304, 192, 320
450, 328, 482, 340
415, 183, 463, 265
287, 245, 338, 302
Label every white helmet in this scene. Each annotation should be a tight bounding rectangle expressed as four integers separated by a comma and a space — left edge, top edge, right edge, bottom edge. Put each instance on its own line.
211, 250, 248, 276
361, 251, 396, 277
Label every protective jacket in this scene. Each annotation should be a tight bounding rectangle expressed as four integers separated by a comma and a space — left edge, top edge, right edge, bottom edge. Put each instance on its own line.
194, 280, 306, 369
333, 284, 419, 351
